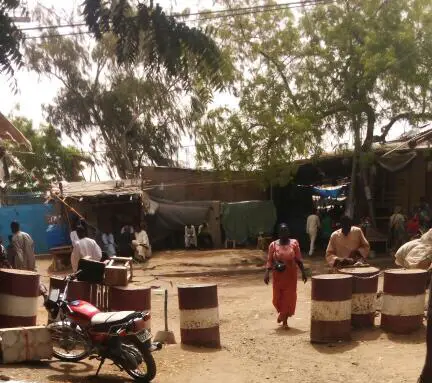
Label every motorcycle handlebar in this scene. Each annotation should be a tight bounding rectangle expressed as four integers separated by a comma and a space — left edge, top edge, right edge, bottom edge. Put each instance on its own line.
63, 269, 82, 282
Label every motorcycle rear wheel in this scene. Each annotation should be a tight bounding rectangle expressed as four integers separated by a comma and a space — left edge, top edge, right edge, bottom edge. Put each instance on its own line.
48, 322, 90, 362
123, 339, 156, 382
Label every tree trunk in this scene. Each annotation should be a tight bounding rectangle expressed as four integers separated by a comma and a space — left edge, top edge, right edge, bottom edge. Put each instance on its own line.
345, 115, 361, 218
419, 279, 432, 382
361, 166, 377, 227
361, 104, 377, 227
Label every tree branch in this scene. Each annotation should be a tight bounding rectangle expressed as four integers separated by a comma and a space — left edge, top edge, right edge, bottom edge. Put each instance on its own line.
379, 112, 432, 141
258, 49, 301, 113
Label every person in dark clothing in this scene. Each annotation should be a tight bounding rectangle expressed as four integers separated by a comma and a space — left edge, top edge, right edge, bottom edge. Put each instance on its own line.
118, 224, 135, 257
198, 222, 213, 249
6, 235, 16, 267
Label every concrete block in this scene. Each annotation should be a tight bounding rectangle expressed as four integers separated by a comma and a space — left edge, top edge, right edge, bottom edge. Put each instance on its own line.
0, 326, 52, 364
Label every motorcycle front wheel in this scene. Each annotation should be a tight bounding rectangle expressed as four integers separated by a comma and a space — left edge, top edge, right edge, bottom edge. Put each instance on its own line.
48, 322, 90, 362
123, 339, 156, 382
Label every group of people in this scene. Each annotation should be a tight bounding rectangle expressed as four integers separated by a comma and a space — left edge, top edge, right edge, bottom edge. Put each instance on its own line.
265, 215, 370, 329
388, 198, 431, 253
0, 221, 36, 271
184, 222, 214, 249
69, 219, 151, 272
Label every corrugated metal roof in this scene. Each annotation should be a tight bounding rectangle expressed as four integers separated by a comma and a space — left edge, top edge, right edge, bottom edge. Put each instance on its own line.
56, 180, 150, 198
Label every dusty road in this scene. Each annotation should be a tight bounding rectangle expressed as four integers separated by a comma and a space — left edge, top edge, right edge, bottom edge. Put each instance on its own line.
0, 250, 427, 383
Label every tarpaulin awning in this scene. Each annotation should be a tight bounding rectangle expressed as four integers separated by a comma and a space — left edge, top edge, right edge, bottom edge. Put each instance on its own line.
377, 151, 417, 172
221, 200, 277, 243
312, 184, 348, 198
148, 200, 212, 243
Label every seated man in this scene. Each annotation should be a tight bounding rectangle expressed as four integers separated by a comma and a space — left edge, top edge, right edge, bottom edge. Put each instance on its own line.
132, 222, 152, 262
71, 225, 102, 272
326, 215, 370, 268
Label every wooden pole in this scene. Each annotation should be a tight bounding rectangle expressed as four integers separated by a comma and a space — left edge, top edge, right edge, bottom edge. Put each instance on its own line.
419, 279, 432, 382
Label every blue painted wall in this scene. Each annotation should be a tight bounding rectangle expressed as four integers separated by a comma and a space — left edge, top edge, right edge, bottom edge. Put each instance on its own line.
0, 203, 54, 254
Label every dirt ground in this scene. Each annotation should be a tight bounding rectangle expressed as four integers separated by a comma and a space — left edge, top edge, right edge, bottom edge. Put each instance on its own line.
0, 250, 427, 383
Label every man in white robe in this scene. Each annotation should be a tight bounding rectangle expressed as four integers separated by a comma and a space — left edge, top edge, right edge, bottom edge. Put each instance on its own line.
71, 226, 102, 272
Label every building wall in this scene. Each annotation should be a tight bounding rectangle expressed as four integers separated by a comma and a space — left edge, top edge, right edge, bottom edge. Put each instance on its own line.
142, 166, 267, 202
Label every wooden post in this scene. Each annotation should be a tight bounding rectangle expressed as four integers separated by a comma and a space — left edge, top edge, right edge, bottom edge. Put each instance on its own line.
419, 279, 432, 382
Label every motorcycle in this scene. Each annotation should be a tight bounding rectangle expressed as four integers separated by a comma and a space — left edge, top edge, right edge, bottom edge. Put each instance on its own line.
41, 260, 160, 382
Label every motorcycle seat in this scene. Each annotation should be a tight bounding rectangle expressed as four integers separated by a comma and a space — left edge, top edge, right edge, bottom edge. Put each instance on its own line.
91, 311, 137, 328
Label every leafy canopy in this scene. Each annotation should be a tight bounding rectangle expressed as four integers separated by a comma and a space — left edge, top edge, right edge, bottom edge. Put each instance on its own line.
25, 5, 224, 178
195, 0, 432, 184
0, 0, 23, 81
8, 116, 91, 192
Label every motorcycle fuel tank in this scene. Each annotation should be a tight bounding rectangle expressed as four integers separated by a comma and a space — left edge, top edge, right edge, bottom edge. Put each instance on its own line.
68, 300, 100, 326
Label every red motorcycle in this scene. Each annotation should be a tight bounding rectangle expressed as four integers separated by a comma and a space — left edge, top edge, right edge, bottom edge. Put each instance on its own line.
42, 260, 159, 382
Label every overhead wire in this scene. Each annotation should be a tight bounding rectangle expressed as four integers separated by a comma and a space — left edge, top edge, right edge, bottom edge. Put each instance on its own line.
19, 0, 334, 32
21, 0, 336, 40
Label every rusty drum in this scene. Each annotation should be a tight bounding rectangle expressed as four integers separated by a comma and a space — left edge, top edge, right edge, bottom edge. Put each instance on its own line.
49, 276, 91, 302
108, 286, 151, 329
339, 267, 379, 328
381, 269, 427, 334
178, 284, 220, 348
311, 274, 352, 343
0, 269, 40, 328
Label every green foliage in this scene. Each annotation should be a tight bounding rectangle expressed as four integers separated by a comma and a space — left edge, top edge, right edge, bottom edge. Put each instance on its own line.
8, 116, 91, 192
195, 0, 432, 184
25, 6, 225, 178
0, 0, 23, 81
81, 0, 230, 90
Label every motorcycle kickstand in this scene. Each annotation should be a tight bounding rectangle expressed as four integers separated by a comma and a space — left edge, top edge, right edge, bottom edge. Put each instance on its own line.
95, 358, 106, 377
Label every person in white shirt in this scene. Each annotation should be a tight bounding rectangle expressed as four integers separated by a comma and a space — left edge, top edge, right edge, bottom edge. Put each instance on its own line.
132, 222, 151, 261
71, 226, 102, 272
306, 209, 320, 256
102, 230, 116, 257
70, 219, 87, 248
185, 225, 197, 248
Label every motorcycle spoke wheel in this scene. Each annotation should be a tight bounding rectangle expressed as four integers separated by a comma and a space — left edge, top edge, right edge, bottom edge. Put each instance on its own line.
49, 323, 90, 361
123, 340, 156, 382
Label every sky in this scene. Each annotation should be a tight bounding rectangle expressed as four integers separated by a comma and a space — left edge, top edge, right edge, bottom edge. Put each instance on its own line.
0, 0, 413, 181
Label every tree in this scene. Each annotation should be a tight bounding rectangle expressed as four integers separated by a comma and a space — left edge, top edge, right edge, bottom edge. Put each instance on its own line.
0, 0, 24, 81
7, 116, 91, 192
1, 1, 227, 90
81, 0, 227, 89
25, 7, 227, 178
195, 0, 432, 217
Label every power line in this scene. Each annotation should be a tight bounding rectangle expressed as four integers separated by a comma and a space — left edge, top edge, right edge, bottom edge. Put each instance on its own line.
20, 0, 334, 34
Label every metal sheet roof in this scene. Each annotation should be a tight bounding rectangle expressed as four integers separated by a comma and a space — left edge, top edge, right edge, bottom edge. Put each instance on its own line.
56, 180, 149, 198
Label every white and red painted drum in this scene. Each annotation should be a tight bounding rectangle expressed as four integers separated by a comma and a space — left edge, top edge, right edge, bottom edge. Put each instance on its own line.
108, 286, 151, 329
49, 276, 91, 302
339, 267, 379, 328
311, 274, 352, 343
381, 269, 427, 334
0, 269, 40, 328
178, 284, 220, 348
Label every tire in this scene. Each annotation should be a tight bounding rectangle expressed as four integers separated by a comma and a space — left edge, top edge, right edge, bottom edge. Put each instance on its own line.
123, 340, 157, 382
48, 322, 90, 362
